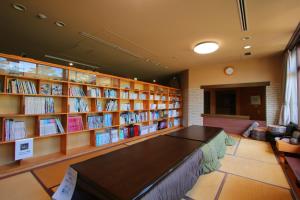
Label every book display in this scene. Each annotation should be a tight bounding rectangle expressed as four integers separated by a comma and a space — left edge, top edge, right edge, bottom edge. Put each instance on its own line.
0, 53, 182, 174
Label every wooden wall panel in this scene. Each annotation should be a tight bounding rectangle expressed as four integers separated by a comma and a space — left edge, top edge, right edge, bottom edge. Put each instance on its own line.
203, 116, 266, 134
67, 132, 90, 150
34, 137, 60, 157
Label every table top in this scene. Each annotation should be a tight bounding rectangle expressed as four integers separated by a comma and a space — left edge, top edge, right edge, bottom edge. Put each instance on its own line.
71, 135, 202, 200
167, 125, 223, 143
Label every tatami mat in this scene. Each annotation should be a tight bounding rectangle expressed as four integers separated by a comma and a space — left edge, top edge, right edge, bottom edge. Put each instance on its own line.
218, 174, 292, 200
33, 144, 126, 188
235, 138, 278, 164
226, 135, 241, 155
0, 172, 50, 200
220, 155, 289, 188
186, 171, 225, 200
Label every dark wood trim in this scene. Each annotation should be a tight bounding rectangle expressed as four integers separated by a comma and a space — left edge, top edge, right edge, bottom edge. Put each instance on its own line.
201, 113, 250, 120
200, 81, 270, 89
286, 22, 300, 51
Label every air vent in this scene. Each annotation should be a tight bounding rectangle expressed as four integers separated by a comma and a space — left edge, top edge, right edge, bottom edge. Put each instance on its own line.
237, 0, 248, 31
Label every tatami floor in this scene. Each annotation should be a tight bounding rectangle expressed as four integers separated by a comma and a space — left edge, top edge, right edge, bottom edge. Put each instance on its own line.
0, 134, 293, 200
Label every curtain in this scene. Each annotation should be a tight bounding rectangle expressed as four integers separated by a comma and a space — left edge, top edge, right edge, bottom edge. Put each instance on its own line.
279, 47, 298, 125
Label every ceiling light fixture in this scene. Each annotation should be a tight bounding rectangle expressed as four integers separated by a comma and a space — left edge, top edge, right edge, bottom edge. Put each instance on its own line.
244, 45, 251, 49
134, 77, 138, 81
55, 21, 65, 27
69, 62, 73, 66
153, 80, 156, 83
193, 42, 219, 54
37, 13, 47, 19
12, 3, 26, 11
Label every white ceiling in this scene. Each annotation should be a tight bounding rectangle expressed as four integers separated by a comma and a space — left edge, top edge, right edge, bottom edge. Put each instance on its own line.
0, 0, 299, 81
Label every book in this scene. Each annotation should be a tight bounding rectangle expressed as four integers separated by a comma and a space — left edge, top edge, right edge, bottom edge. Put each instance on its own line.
69, 98, 89, 113
95, 130, 111, 146
40, 118, 64, 136
105, 100, 118, 111
24, 97, 55, 114
110, 129, 119, 143
134, 102, 143, 110
120, 103, 131, 111
129, 92, 138, 100
67, 116, 84, 132
96, 100, 103, 111
103, 113, 113, 127
87, 87, 101, 97
88, 115, 103, 129
4, 119, 26, 141
120, 112, 148, 125
104, 89, 117, 98
69, 86, 86, 96
52, 84, 63, 95
8, 79, 37, 94
40, 83, 51, 95
120, 91, 129, 99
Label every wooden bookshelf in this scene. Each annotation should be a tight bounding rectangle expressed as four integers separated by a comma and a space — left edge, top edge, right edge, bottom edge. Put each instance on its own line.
0, 53, 183, 174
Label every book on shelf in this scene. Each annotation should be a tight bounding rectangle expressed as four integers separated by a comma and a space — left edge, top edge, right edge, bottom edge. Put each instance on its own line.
67, 116, 84, 132
4, 119, 26, 141
88, 115, 103, 129
40, 83, 51, 95
129, 92, 138, 100
110, 129, 119, 143
25, 97, 55, 114
95, 131, 110, 146
104, 89, 117, 98
120, 112, 148, 125
169, 102, 180, 109
120, 91, 129, 99
158, 120, 167, 130
40, 118, 64, 136
157, 103, 166, 109
120, 82, 130, 89
150, 104, 157, 109
134, 102, 144, 110
69, 86, 86, 96
96, 99, 103, 111
154, 95, 160, 100
8, 79, 37, 94
169, 118, 181, 127
87, 87, 101, 97
69, 98, 89, 113
103, 113, 113, 127
161, 96, 167, 101
120, 103, 131, 111
149, 123, 158, 133
105, 100, 118, 111
139, 93, 147, 100
52, 84, 63, 95
150, 110, 168, 120
168, 109, 180, 118
150, 95, 154, 100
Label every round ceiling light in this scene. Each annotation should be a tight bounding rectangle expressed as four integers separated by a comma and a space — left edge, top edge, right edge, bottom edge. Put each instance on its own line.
193, 42, 219, 54
55, 21, 65, 27
242, 36, 251, 41
12, 3, 26, 11
244, 45, 251, 49
37, 13, 47, 20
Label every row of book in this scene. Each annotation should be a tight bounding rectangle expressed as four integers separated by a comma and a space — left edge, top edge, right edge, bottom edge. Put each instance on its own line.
103, 113, 113, 127
134, 102, 144, 110
40, 118, 64, 136
120, 103, 131, 111
96, 100, 103, 111
150, 95, 167, 101
95, 129, 119, 146
120, 91, 129, 99
105, 100, 118, 111
67, 116, 84, 132
168, 109, 180, 117
158, 120, 168, 130
150, 110, 168, 120
69, 86, 85, 96
87, 115, 103, 129
168, 118, 181, 127
69, 98, 89, 113
120, 112, 148, 125
169, 102, 180, 109
150, 103, 166, 110
87, 87, 101, 97
169, 96, 180, 101
129, 92, 138, 99
104, 89, 117, 98
8, 79, 37, 94
4, 119, 26, 141
40, 83, 63, 95
25, 97, 55, 114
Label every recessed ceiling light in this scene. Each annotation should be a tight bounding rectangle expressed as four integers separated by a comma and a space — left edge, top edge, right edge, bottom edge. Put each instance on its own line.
242, 36, 251, 41
55, 21, 65, 27
36, 13, 47, 19
69, 62, 73, 66
134, 77, 138, 80
153, 80, 156, 83
193, 42, 219, 54
12, 3, 26, 12
244, 45, 251, 49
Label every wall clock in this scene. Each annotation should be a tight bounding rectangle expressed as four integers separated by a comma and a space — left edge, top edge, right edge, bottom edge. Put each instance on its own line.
224, 67, 234, 76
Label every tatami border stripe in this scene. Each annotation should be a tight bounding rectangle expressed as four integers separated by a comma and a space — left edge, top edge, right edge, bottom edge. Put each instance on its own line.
30, 170, 53, 197
214, 173, 228, 200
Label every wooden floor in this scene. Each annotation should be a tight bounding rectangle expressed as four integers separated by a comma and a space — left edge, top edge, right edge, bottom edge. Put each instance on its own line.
0, 134, 294, 200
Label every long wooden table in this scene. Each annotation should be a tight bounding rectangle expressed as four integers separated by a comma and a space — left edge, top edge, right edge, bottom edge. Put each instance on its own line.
70, 126, 223, 200
167, 125, 223, 142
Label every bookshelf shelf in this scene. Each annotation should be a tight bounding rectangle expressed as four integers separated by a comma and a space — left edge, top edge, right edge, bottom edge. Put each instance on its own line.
0, 52, 183, 174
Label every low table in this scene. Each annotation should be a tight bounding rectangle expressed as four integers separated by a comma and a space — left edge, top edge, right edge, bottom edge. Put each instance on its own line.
167, 125, 223, 143
71, 135, 203, 200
